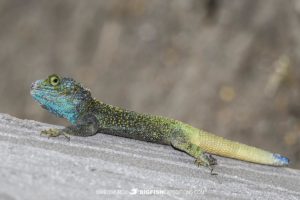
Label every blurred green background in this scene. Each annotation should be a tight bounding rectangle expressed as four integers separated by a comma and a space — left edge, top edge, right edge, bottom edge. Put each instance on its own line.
0, 0, 300, 168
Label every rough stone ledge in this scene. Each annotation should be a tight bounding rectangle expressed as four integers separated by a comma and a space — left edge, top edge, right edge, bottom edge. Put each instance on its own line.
0, 113, 299, 200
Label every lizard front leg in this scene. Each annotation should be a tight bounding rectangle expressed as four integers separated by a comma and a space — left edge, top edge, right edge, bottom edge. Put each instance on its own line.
41, 114, 99, 140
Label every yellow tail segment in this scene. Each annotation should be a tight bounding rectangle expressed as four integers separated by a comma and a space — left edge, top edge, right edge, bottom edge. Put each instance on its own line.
182, 124, 289, 166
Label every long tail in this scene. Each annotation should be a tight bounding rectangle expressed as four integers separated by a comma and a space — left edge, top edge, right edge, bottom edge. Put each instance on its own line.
184, 125, 289, 166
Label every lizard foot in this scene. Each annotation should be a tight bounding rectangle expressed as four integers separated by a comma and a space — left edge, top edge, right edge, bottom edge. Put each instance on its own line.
205, 153, 218, 166
40, 129, 70, 141
194, 153, 217, 166
195, 153, 218, 175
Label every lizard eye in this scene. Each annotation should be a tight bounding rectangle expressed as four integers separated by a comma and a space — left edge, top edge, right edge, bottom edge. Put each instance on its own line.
49, 75, 60, 86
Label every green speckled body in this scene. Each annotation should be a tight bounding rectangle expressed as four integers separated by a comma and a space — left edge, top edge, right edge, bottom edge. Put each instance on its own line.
30, 74, 290, 171
85, 100, 178, 144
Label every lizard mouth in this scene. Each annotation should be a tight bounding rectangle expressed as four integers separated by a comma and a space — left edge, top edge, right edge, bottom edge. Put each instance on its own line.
30, 80, 50, 103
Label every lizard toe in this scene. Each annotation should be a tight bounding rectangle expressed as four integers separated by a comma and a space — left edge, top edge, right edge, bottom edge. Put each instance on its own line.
40, 129, 70, 141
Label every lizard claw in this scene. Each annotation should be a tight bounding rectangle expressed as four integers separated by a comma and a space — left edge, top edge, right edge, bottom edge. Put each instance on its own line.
40, 129, 70, 141
195, 153, 217, 166
206, 153, 218, 166
195, 153, 218, 175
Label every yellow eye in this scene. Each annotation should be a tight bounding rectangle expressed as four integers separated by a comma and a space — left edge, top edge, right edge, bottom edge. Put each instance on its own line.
49, 75, 60, 86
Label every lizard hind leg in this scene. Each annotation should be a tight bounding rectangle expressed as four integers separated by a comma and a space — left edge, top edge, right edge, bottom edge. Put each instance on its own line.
195, 153, 217, 167
170, 133, 217, 175
195, 152, 218, 175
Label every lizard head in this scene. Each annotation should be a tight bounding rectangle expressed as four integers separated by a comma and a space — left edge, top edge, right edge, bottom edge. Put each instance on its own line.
30, 74, 92, 124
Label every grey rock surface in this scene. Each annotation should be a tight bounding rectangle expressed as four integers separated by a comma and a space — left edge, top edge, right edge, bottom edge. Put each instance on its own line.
0, 113, 299, 200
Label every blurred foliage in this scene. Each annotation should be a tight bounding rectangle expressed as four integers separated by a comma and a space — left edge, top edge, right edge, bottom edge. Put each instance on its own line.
0, 0, 299, 168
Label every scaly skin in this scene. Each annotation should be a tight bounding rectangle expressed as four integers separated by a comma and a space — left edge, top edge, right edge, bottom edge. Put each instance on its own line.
30, 74, 290, 173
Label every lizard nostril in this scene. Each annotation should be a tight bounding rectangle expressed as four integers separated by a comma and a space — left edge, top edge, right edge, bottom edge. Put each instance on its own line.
31, 82, 38, 90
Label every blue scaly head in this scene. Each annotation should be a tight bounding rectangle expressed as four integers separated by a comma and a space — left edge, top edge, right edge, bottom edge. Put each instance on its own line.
30, 74, 92, 124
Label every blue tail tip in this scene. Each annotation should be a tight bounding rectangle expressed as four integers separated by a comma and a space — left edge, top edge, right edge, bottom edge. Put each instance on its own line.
273, 154, 290, 166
